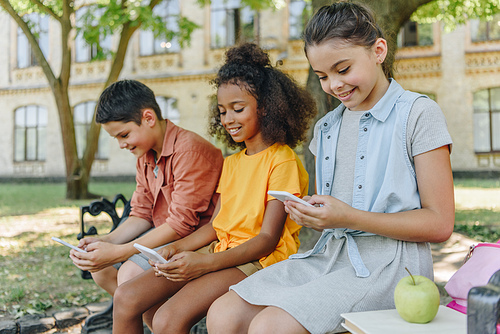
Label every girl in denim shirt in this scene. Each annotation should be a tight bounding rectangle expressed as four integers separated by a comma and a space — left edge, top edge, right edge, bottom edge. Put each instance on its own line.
208, 2, 454, 334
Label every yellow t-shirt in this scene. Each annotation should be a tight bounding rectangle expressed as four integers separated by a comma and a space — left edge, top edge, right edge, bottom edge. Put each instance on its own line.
212, 143, 309, 268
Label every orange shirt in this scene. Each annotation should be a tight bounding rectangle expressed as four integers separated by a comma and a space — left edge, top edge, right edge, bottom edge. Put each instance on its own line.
131, 120, 224, 237
213, 144, 309, 268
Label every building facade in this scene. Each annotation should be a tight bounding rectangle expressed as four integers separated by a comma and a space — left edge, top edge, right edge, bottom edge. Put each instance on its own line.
0, 1, 499, 180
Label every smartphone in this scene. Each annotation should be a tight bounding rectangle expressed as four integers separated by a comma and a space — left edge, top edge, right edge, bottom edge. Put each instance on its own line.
267, 191, 314, 207
51, 237, 87, 253
133, 243, 170, 264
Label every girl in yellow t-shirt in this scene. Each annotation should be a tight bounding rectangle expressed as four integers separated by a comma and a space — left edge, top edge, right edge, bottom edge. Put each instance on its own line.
112, 43, 317, 334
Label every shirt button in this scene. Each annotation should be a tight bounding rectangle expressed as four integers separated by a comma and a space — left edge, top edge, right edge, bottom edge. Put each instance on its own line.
363, 128, 368, 132
324, 122, 328, 127
365, 113, 370, 117
326, 183, 330, 187
360, 155, 365, 159
327, 135, 331, 139
325, 156, 329, 160
358, 185, 363, 189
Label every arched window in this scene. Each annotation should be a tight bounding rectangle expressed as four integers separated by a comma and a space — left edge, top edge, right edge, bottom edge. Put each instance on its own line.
140, 0, 180, 56
17, 14, 49, 68
473, 88, 500, 153
14, 105, 47, 161
74, 101, 109, 159
156, 96, 180, 125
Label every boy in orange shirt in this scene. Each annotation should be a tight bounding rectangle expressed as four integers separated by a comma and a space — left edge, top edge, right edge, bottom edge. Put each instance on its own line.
70, 80, 223, 297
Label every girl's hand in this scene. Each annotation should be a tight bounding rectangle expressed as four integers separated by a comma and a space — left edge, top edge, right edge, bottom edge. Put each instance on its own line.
147, 244, 180, 268
156, 244, 179, 261
152, 251, 211, 282
285, 195, 352, 230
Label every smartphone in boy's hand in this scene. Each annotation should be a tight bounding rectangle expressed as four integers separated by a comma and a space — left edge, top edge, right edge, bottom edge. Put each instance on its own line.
51, 237, 87, 253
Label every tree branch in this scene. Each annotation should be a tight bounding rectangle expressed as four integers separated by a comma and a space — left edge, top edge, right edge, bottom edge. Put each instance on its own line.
30, 0, 62, 23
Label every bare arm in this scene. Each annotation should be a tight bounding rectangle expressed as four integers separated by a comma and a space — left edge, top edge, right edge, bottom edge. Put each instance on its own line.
71, 215, 181, 272
154, 199, 287, 281
286, 146, 455, 243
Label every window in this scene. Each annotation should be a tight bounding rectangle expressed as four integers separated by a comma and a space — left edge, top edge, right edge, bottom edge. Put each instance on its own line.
397, 21, 433, 47
75, 7, 112, 62
470, 14, 500, 42
74, 101, 109, 159
473, 88, 500, 153
288, 0, 311, 40
14, 105, 47, 162
17, 14, 49, 68
140, 0, 180, 56
210, 0, 254, 48
157, 96, 180, 124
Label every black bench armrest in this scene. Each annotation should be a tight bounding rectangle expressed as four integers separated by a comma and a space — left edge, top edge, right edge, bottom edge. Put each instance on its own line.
77, 194, 130, 279
467, 269, 500, 333
77, 194, 130, 240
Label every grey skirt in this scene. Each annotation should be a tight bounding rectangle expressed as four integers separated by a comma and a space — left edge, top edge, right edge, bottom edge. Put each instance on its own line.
230, 234, 433, 334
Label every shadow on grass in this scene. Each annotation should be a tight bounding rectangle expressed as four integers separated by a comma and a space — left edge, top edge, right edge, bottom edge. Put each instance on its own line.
0, 231, 109, 319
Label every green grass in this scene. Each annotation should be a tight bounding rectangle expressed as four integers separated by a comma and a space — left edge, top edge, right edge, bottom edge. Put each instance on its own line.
454, 208, 500, 242
0, 181, 135, 318
454, 178, 500, 188
0, 225, 111, 318
0, 182, 136, 217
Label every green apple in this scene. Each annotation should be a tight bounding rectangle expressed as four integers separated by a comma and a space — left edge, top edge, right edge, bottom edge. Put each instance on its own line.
394, 268, 440, 324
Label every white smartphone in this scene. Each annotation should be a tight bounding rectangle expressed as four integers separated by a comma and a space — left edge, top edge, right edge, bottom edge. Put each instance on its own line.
51, 237, 87, 253
133, 243, 170, 264
268, 191, 314, 207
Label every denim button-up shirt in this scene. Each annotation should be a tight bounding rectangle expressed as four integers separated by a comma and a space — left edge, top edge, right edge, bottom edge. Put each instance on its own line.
291, 81, 424, 278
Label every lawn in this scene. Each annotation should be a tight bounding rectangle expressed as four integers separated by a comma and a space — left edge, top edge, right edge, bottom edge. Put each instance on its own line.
0, 179, 499, 320
0, 181, 136, 319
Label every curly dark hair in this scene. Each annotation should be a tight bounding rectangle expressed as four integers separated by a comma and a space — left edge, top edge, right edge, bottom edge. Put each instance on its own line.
208, 43, 317, 150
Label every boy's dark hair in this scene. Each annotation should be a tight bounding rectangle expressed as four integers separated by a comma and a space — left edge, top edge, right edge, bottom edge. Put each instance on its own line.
209, 43, 316, 150
303, 1, 393, 78
96, 79, 163, 125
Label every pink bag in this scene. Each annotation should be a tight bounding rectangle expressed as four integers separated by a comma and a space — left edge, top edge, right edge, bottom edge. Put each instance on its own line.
444, 239, 500, 314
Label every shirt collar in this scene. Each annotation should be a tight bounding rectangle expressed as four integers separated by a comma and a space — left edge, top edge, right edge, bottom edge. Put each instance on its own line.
367, 79, 405, 122
145, 120, 178, 165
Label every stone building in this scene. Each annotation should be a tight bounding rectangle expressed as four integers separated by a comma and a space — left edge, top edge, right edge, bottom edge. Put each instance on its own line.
0, 1, 498, 180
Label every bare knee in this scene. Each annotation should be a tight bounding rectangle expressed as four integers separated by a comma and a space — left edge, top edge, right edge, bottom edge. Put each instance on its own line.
117, 260, 145, 286
152, 306, 192, 334
207, 291, 255, 334
248, 307, 308, 334
113, 282, 141, 319
91, 266, 118, 295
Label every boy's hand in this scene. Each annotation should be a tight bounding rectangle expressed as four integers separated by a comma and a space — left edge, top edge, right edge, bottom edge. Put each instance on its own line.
70, 241, 125, 272
152, 251, 210, 282
77, 236, 101, 250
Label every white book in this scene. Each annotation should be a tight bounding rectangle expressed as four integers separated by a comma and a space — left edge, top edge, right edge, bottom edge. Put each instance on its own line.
341, 305, 466, 334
